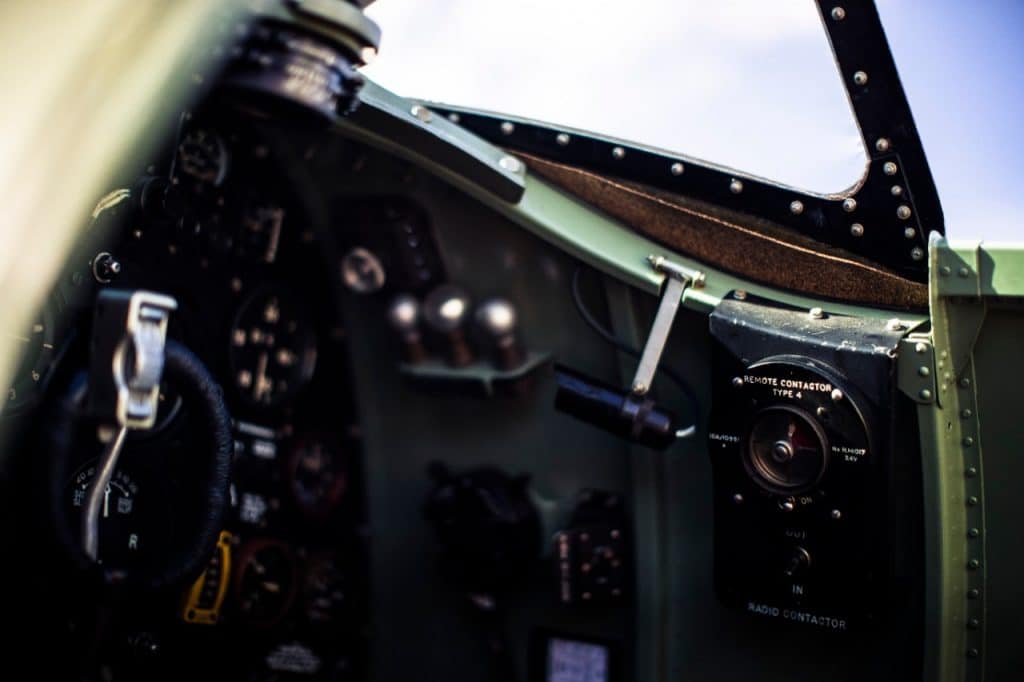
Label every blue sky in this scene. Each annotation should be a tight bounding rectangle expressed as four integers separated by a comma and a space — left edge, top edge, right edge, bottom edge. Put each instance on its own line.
365, 1, 1022, 242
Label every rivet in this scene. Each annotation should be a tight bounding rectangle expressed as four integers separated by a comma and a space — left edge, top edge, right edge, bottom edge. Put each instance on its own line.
967, 588, 980, 599
500, 121, 515, 135
853, 70, 868, 85
733, 493, 744, 504
897, 205, 912, 220
940, 265, 952, 276
915, 342, 928, 354
963, 436, 974, 447
968, 559, 980, 569
842, 197, 857, 212
966, 466, 978, 478
809, 307, 825, 320
671, 162, 685, 176
850, 222, 865, 237
967, 618, 980, 629
886, 318, 904, 331
447, 112, 460, 123
556, 132, 570, 146
904, 227, 916, 239
499, 155, 523, 173
918, 366, 930, 377
831, 509, 842, 520
732, 377, 744, 387
790, 200, 804, 215
612, 146, 626, 160
919, 389, 932, 401
876, 137, 891, 152
968, 527, 980, 537
730, 178, 744, 194
961, 408, 973, 418
960, 377, 971, 388
831, 388, 844, 402
967, 648, 980, 658
958, 267, 971, 278
816, 407, 828, 418
831, 6, 846, 21
967, 495, 979, 506
891, 185, 903, 197
733, 290, 747, 300
883, 161, 898, 175
911, 247, 924, 261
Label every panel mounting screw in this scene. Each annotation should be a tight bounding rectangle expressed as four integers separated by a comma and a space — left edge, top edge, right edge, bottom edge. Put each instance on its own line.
891, 185, 904, 197
911, 247, 924, 261
499, 155, 523, 173
732, 376, 744, 387
960, 377, 971, 388
963, 436, 974, 447
967, 588, 980, 599
968, 559, 981, 569
919, 389, 932, 401
853, 70, 868, 85
671, 162, 685, 176
883, 161, 898, 175
842, 197, 857, 212
500, 121, 515, 135
809, 307, 825, 319
918, 366, 930, 377
556, 132, 570, 146
612, 146, 626, 160
897, 205, 912, 220
730, 178, 744, 194
850, 222, 865, 237
733, 493, 744, 504
875, 137, 891, 152
915, 342, 928, 354
961, 408, 973, 418
958, 267, 971, 278
831, 509, 842, 520
968, 527, 980, 537
968, 618, 980, 629
940, 265, 952, 276
410, 104, 433, 123
904, 227, 916, 239
966, 467, 978, 478
831, 388, 844, 402
790, 200, 804, 215
967, 495, 979, 506
831, 6, 846, 21
733, 290, 747, 300
886, 318, 904, 331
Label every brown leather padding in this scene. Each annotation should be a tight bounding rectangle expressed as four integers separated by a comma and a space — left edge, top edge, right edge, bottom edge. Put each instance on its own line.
522, 154, 927, 310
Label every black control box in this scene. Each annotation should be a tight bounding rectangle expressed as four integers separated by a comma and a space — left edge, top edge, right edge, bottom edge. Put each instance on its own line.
707, 297, 913, 630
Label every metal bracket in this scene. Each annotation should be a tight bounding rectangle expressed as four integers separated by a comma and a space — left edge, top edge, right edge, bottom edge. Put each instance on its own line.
630, 255, 704, 396
897, 334, 937, 404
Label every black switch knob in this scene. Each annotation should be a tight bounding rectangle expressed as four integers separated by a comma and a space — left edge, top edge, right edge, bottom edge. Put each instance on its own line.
783, 546, 812, 578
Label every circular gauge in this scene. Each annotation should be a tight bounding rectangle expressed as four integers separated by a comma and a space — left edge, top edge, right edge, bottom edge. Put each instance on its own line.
65, 461, 150, 568
285, 435, 348, 518
745, 405, 829, 494
229, 289, 317, 409
4, 305, 58, 413
177, 128, 229, 186
233, 539, 298, 627
340, 247, 386, 293
302, 553, 348, 626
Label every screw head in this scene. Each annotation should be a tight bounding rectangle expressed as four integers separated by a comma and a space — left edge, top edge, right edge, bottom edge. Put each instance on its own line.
967, 618, 980, 629
875, 137, 891, 152
670, 162, 685, 176
730, 179, 744, 194
963, 436, 975, 447
968, 588, 980, 599
809, 307, 825, 320
904, 226, 916, 239
853, 70, 868, 85
790, 200, 804, 215
966, 466, 978, 478
918, 366, 930, 377
831, 509, 842, 520
919, 388, 932, 401
842, 197, 857, 212
911, 247, 925, 261
410, 104, 433, 123
733, 290, 747, 300
499, 155, 523, 173
556, 132, 570, 146
831, 6, 846, 20
915, 342, 928, 354
632, 381, 647, 394
732, 376, 744, 387
968, 527, 980, 537
850, 222, 865, 237
958, 267, 971, 278
500, 121, 514, 135
968, 558, 981, 569
447, 112, 460, 123
960, 377, 972, 388
612, 146, 625, 160
961, 408, 973, 419
733, 493, 744, 504
883, 161, 898, 175
886, 318, 904, 331
967, 495, 979, 506
831, 388, 844, 402
891, 185, 904, 197
897, 204, 912, 220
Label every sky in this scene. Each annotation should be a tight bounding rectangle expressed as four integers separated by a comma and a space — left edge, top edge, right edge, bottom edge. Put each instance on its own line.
363, 0, 1023, 242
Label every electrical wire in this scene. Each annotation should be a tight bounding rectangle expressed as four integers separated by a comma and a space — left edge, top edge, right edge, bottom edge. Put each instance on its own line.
570, 266, 699, 437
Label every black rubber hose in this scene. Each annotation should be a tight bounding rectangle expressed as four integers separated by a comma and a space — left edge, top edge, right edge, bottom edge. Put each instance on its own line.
46, 340, 232, 591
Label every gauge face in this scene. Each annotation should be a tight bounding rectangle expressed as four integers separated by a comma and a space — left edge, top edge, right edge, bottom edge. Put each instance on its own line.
229, 289, 317, 409
286, 435, 348, 518
302, 553, 348, 626
4, 308, 56, 413
177, 128, 229, 186
66, 462, 147, 568
234, 539, 298, 627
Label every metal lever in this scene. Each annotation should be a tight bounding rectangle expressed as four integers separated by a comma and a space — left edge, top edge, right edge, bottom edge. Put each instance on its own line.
630, 255, 704, 396
82, 290, 176, 561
